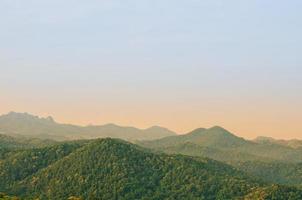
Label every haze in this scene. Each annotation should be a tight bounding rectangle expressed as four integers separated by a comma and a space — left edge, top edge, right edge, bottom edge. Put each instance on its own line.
1, 0, 302, 139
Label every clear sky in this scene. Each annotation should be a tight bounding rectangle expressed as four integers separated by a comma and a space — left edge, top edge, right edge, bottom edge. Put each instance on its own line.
1, 0, 302, 139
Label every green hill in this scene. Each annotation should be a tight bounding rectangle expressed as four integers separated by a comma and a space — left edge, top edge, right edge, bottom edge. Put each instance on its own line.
141, 126, 302, 163
141, 126, 248, 148
1, 137, 302, 199
0, 138, 282, 200
139, 127, 302, 188
0, 142, 85, 191
159, 142, 271, 163
0, 134, 56, 150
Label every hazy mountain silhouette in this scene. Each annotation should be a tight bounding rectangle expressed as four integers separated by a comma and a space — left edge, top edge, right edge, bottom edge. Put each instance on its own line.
254, 136, 302, 149
0, 112, 176, 141
141, 126, 249, 149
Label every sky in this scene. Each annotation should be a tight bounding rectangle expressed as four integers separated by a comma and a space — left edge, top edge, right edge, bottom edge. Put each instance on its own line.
1, 0, 302, 139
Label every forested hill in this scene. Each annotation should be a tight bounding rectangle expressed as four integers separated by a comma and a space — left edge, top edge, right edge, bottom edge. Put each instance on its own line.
0, 138, 298, 200
140, 126, 302, 163
139, 127, 302, 190
8, 138, 259, 199
0, 134, 56, 150
1, 137, 302, 199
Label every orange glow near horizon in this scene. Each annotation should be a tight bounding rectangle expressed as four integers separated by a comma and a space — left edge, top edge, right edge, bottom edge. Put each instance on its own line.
1, 92, 301, 140
1, 0, 302, 141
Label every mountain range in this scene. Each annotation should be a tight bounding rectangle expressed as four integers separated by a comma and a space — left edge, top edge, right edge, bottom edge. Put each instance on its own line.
254, 136, 302, 149
140, 126, 302, 163
1, 112, 302, 199
138, 126, 302, 188
0, 112, 176, 141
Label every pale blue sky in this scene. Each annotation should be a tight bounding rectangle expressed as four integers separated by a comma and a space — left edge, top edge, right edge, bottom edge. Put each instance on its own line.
1, 0, 302, 138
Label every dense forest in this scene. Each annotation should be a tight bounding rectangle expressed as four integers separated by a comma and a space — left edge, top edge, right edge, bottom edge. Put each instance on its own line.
1, 114, 302, 199
0, 137, 301, 199
0, 138, 256, 199
140, 126, 302, 189
140, 126, 302, 163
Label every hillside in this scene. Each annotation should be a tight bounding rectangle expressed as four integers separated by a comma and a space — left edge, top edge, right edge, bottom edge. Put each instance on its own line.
139, 126, 302, 188
0, 134, 56, 150
0, 142, 85, 191
0, 138, 301, 199
159, 142, 271, 163
140, 126, 252, 151
254, 136, 302, 149
161, 143, 302, 186
1, 124, 302, 199
233, 161, 302, 186
140, 126, 302, 163
242, 185, 302, 200
0, 138, 279, 200
0, 112, 176, 141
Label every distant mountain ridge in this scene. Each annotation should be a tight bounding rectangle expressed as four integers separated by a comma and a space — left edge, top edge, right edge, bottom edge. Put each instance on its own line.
138, 126, 302, 188
140, 126, 302, 163
254, 136, 302, 149
1, 126, 302, 199
0, 112, 176, 141
141, 126, 249, 149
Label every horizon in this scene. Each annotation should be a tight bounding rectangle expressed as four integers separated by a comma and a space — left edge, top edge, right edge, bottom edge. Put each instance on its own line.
1, 1, 302, 139
2, 2, 302, 199
0, 111, 300, 141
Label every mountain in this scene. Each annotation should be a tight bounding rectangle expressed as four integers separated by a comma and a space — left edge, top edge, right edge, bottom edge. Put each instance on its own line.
254, 136, 302, 149
0, 112, 82, 140
141, 126, 248, 149
83, 124, 176, 141
0, 112, 176, 141
0, 138, 281, 199
139, 126, 302, 188
1, 138, 302, 199
140, 126, 302, 163
2, 114, 302, 199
